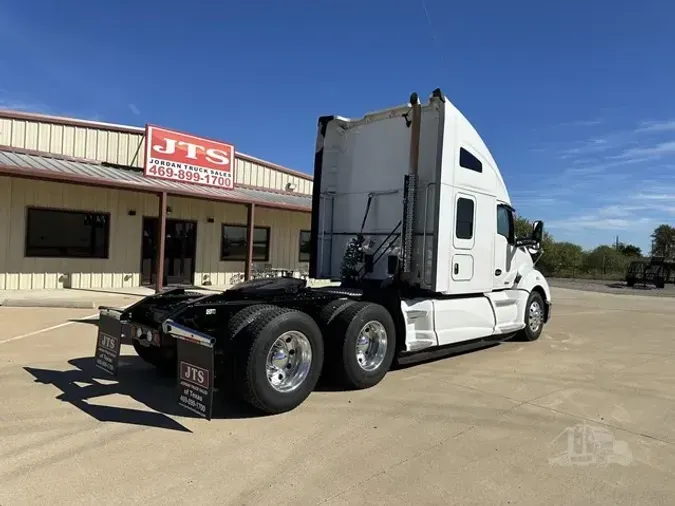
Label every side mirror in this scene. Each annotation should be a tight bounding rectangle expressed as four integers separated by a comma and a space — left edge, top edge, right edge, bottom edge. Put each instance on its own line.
531, 220, 544, 243
515, 220, 544, 249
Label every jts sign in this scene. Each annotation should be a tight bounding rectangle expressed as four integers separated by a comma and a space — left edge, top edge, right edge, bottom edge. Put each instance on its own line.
144, 125, 235, 190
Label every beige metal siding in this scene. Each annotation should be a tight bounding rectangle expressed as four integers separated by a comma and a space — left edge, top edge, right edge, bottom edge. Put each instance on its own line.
136, 195, 311, 288
0, 177, 145, 290
232, 156, 312, 195
0, 176, 311, 290
0, 175, 10, 291
0, 116, 314, 195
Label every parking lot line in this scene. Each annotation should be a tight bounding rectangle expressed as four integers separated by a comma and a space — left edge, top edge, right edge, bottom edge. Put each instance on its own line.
0, 313, 98, 345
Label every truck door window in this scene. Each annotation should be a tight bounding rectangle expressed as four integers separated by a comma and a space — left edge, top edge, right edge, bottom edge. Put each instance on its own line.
497, 205, 514, 244
455, 198, 474, 239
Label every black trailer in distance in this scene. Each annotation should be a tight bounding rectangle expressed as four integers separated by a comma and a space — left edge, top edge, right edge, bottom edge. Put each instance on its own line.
625, 256, 675, 289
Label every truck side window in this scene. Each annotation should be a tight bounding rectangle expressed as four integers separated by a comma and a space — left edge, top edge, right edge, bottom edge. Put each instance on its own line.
497, 205, 514, 244
459, 147, 483, 173
456, 198, 474, 239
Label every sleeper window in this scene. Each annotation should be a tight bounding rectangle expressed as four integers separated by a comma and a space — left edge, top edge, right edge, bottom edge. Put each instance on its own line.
459, 147, 483, 173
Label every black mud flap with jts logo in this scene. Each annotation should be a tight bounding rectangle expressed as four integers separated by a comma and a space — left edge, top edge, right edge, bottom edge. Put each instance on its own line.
94, 308, 127, 376
166, 320, 216, 420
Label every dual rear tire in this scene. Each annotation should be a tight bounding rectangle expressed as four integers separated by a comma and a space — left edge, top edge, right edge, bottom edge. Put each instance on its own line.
227, 305, 324, 414
318, 300, 396, 390
226, 300, 396, 415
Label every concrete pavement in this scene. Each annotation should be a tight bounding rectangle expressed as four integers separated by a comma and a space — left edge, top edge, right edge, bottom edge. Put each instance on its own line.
0, 286, 673, 505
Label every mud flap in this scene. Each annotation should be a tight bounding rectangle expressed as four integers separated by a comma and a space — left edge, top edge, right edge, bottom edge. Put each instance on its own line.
164, 319, 216, 420
94, 307, 127, 376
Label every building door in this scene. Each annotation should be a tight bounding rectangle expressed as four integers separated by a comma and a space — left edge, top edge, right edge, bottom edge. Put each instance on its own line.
141, 217, 197, 286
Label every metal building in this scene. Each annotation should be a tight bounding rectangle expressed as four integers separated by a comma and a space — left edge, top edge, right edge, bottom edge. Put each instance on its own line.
0, 110, 313, 291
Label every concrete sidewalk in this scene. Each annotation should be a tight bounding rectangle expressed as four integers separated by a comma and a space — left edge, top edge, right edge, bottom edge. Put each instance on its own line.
0, 287, 152, 309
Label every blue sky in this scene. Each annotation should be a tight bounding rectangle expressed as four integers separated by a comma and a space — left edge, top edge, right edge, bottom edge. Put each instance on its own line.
1, 0, 674, 253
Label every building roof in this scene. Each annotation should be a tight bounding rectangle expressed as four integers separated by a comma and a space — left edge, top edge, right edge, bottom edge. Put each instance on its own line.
0, 148, 312, 212
0, 109, 313, 182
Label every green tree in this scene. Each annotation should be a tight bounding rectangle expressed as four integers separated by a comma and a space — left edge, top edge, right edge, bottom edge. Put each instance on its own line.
514, 216, 533, 239
583, 245, 630, 278
514, 215, 553, 243
650, 224, 675, 258
532, 240, 555, 274
616, 242, 642, 257
512, 213, 662, 280
554, 242, 585, 277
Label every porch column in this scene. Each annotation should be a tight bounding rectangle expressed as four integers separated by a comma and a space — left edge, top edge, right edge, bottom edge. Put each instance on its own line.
156, 191, 168, 292
244, 203, 255, 281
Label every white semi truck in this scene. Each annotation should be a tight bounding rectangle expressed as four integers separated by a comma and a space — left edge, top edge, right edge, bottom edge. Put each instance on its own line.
94, 89, 552, 418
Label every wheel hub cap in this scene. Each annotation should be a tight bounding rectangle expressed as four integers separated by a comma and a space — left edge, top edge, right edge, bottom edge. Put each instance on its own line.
271, 348, 289, 369
266, 331, 312, 393
529, 301, 542, 332
355, 321, 388, 372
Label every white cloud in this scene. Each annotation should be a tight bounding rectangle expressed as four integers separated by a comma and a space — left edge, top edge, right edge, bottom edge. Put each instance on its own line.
562, 165, 607, 175
0, 87, 104, 123
548, 216, 652, 231
528, 197, 559, 206
556, 117, 675, 166
0, 88, 51, 113
634, 192, 675, 201
612, 141, 675, 161
635, 120, 675, 133
559, 118, 604, 127
522, 116, 675, 246
559, 138, 616, 158
128, 103, 140, 116
596, 205, 648, 217
546, 204, 655, 232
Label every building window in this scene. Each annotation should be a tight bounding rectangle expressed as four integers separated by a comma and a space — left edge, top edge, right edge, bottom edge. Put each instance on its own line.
24, 207, 110, 259
298, 230, 311, 262
459, 147, 483, 173
220, 224, 270, 261
455, 197, 474, 240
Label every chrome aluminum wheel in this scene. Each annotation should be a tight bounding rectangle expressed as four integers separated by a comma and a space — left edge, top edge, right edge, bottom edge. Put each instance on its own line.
266, 331, 313, 393
355, 320, 388, 372
528, 301, 543, 333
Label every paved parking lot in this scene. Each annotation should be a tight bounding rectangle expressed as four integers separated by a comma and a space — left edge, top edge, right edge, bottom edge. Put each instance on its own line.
1, 287, 674, 505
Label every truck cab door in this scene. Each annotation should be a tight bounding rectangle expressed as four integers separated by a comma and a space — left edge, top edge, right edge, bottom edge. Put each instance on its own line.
493, 203, 516, 289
